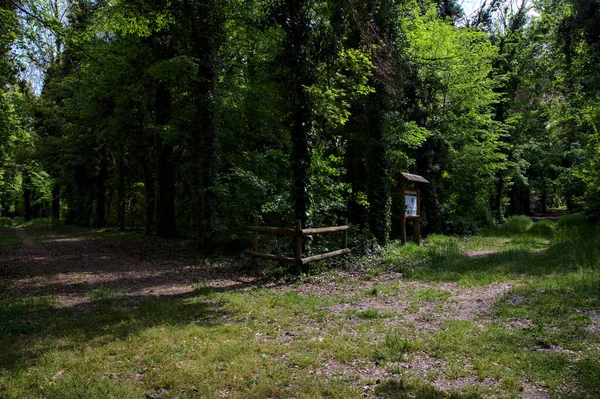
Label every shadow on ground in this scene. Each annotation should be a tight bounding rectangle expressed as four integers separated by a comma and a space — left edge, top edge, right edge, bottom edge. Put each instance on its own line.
376, 379, 482, 398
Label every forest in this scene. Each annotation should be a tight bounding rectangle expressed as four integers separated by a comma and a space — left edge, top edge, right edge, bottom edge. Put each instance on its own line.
2, 1, 600, 398
1, 0, 598, 251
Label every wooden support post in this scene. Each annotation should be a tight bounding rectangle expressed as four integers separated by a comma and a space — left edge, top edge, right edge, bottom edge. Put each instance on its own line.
295, 219, 303, 273
343, 218, 348, 249
252, 216, 259, 252
415, 189, 421, 245
415, 217, 421, 245
400, 187, 407, 244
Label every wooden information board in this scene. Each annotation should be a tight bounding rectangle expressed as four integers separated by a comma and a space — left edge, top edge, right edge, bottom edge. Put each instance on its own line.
394, 173, 429, 245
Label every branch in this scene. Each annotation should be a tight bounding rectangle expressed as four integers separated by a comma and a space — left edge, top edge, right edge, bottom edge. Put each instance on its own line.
8, 0, 105, 68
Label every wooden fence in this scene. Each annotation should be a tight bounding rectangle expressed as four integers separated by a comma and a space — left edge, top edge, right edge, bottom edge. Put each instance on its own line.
245, 217, 350, 272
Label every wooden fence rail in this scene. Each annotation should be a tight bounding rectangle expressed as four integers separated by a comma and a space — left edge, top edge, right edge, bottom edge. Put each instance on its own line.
245, 217, 350, 273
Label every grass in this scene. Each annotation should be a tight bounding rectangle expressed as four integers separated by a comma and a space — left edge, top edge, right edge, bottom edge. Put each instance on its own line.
0, 215, 599, 398
373, 333, 413, 362
0, 229, 22, 249
88, 288, 118, 301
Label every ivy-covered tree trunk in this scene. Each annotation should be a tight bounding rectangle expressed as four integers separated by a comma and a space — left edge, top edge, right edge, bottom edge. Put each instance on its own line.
366, 89, 389, 244
363, 0, 398, 245
276, 0, 315, 272
346, 112, 369, 229
277, 3, 313, 221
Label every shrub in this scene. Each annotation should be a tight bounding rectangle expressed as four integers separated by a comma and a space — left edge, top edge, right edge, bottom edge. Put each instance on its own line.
503, 215, 533, 236
384, 243, 428, 273
527, 220, 556, 239
557, 213, 586, 227
550, 218, 600, 268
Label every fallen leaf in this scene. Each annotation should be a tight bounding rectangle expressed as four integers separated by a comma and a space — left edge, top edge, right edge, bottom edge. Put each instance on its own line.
52, 370, 64, 381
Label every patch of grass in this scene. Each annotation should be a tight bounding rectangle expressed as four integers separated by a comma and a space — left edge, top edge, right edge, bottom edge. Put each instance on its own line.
2, 218, 598, 399
374, 333, 412, 362
19, 217, 54, 228
548, 222, 600, 268
556, 212, 587, 227
88, 288, 117, 301
384, 243, 428, 272
494, 270, 600, 349
426, 235, 461, 258
393, 217, 600, 285
375, 378, 483, 398
508, 233, 549, 250
0, 285, 364, 399
415, 287, 452, 301
459, 235, 509, 252
0, 229, 22, 249
354, 309, 389, 319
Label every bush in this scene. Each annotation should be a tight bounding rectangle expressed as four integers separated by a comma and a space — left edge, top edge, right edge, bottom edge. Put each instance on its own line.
557, 213, 586, 227
425, 234, 461, 259
503, 215, 533, 236
550, 218, 600, 268
0, 217, 14, 228
528, 220, 556, 239
384, 243, 428, 272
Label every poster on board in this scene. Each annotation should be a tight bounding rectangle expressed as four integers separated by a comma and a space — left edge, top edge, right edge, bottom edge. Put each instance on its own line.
405, 194, 417, 216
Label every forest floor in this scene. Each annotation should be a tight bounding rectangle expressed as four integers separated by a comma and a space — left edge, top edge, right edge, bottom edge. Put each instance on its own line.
0, 218, 599, 399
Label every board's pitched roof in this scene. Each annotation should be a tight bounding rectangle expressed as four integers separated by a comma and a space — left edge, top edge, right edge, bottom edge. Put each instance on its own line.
395, 172, 430, 184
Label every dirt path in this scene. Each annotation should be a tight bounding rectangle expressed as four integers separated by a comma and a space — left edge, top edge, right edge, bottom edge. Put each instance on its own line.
14, 228, 34, 247
0, 227, 265, 307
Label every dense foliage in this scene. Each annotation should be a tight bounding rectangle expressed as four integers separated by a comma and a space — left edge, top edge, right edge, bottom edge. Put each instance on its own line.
0, 0, 598, 254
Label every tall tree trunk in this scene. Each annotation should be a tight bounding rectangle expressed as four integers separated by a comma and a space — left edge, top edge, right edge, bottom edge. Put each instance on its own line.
51, 180, 60, 223
94, 153, 107, 227
144, 166, 156, 236
540, 184, 548, 213
118, 156, 125, 230
366, 90, 389, 244
363, 0, 398, 245
23, 170, 32, 221
155, 81, 177, 237
183, 0, 223, 252
276, 0, 315, 272
74, 165, 90, 226
415, 136, 444, 234
345, 114, 369, 228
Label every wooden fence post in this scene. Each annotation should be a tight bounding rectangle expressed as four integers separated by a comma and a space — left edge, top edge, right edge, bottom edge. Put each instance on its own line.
343, 218, 348, 249
252, 216, 259, 252
295, 220, 303, 273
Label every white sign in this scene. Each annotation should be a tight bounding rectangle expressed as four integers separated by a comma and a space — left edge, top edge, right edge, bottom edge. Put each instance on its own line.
405, 194, 417, 216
